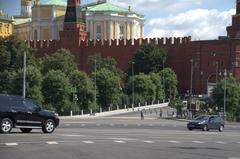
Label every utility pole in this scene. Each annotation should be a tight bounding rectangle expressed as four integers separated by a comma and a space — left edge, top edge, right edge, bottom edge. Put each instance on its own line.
216, 61, 219, 84
132, 61, 135, 107
23, 51, 26, 98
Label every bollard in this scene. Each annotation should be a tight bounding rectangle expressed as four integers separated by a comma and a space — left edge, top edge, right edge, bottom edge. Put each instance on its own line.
81, 110, 83, 116
90, 109, 93, 114
70, 110, 73, 117
132, 104, 134, 111
117, 105, 119, 110
158, 100, 159, 104
124, 104, 127, 109
145, 102, 147, 106
163, 99, 165, 103
100, 107, 102, 113
138, 103, 140, 108
152, 101, 154, 105
109, 107, 111, 112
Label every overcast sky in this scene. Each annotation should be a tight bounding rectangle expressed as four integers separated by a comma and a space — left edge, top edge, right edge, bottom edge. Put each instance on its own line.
0, 0, 236, 40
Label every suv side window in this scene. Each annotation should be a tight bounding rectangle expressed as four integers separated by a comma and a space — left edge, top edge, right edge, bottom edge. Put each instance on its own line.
0, 96, 10, 111
24, 99, 39, 112
10, 98, 26, 112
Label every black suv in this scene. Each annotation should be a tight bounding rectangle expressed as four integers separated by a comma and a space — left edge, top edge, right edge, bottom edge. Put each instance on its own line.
0, 95, 59, 133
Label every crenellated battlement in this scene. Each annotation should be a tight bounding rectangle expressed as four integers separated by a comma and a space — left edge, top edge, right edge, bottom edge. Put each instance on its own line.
25, 36, 192, 49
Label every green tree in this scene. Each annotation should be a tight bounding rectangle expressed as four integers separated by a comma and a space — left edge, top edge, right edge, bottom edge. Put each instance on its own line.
10, 66, 43, 104
41, 49, 78, 75
159, 68, 178, 100
94, 68, 122, 110
212, 77, 240, 121
132, 43, 167, 75
69, 70, 94, 112
0, 35, 35, 71
150, 72, 165, 102
128, 73, 156, 104
42, 70, 71, 114
169, 98, 184, 118
89, 54, 122, 76
0, 70, 17, 94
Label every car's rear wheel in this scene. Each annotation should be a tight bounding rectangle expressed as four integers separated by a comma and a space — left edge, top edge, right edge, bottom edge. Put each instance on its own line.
0, 118, 13, 133
202, 125, 208, 131
219, 125, 224, 132
20, 128, 32, 133
42, 119, 55, 134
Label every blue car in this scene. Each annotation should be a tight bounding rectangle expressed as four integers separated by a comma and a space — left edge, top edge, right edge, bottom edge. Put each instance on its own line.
187, 115, 225, 132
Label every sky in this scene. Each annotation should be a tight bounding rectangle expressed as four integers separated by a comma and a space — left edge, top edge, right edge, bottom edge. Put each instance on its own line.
0, 0, 236, 40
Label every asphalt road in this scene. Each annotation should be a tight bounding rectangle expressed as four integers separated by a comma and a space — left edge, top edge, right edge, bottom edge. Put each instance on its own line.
1, 112, 240, 159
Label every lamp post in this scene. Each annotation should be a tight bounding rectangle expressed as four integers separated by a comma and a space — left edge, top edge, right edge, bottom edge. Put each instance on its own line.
219, 69, 232, 120
189, 59, 194, 118
215, 61, 219, 83
23, 51, 26, 98
132, 61, 135, 107
94, 59, 97, 115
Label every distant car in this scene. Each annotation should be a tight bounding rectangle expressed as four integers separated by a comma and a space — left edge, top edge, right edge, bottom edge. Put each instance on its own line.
187, 115, 224, 132
0, 95, 59, 134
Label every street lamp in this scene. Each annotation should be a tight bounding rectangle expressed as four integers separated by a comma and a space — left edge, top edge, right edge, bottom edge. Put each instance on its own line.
94, 59, 97, 115
219, 69, 232, 120
132, 61, 135, 107
189, 59, 194, 119
23, 51, 26, 98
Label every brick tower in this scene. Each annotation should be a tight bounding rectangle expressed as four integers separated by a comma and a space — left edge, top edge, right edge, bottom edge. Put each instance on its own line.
227, 0, 240, 39
60, 0, 88, 48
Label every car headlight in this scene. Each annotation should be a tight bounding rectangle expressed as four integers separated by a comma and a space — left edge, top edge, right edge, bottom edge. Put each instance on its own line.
54, 113, 59, 117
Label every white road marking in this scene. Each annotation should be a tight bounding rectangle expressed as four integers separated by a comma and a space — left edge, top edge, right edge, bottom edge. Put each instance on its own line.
96, 124, 101, 126
168, 140, 181, 144
110, 124, 115, 126
109, 138, 136, 141
114, 140, 126, 143
81, 124, 86, 126
59, 134, 86, 137
149, 124, 153, 126
82, 141, 94, 144
173, 125, 177, 127
46, 141, 58, 145
144, 140, 155, 144
5, 143, 18, 146
137, 124, 141, 126
192, 141, 204, 144
161, 124, 165, 127
228, 157, 240, 159
215, 141, 226, 144
237, 142, 240, 144
123, 124, 128, 126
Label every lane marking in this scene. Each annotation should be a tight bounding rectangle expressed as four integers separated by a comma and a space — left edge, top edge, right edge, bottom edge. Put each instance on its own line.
110, 124, 115, 126
46, 141, 58, 145
114, 140, 126, 143
228, 158, 240, 159
168, 140, 181, 144
109, 138, 136, 141
81, 124, 86, 126
82, 141, 94, 144
144, 140, 155, 144
59, 134, 86, 137
5, 143, 18, 146
161, 124, 166, 126
192, 141, 204, 144
123, 124, 128, 126
215, 141, 226, 144
137, 124, 141, 126
236, 142, 240, 144
96, 124, 101, 126
149, 124, 153, 126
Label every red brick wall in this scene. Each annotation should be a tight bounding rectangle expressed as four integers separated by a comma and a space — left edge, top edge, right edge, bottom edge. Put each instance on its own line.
27, 38, 240, 96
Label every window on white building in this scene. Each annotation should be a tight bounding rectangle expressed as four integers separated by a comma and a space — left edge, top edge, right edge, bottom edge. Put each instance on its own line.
119, 25, 124, 40
96, 24, 102, 40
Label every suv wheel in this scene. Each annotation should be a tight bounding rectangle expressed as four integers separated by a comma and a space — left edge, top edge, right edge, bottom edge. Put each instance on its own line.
219, 125, 224, 132
202, 125, 208, 131
20, 128, 32, 133
42, 119, 55, 134
0, 118, 13, 133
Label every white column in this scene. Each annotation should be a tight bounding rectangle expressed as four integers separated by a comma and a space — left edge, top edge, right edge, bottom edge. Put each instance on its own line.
90, 20, 94, 40
109, 21, 113, 40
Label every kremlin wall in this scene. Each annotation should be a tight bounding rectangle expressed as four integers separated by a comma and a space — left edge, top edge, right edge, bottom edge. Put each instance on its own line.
25, 0, 240, 97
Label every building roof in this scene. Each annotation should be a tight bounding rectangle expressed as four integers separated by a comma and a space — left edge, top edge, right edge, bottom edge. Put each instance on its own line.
14, 17, 31, 25
84, 1, 143, 17
41, 0, 67, 6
